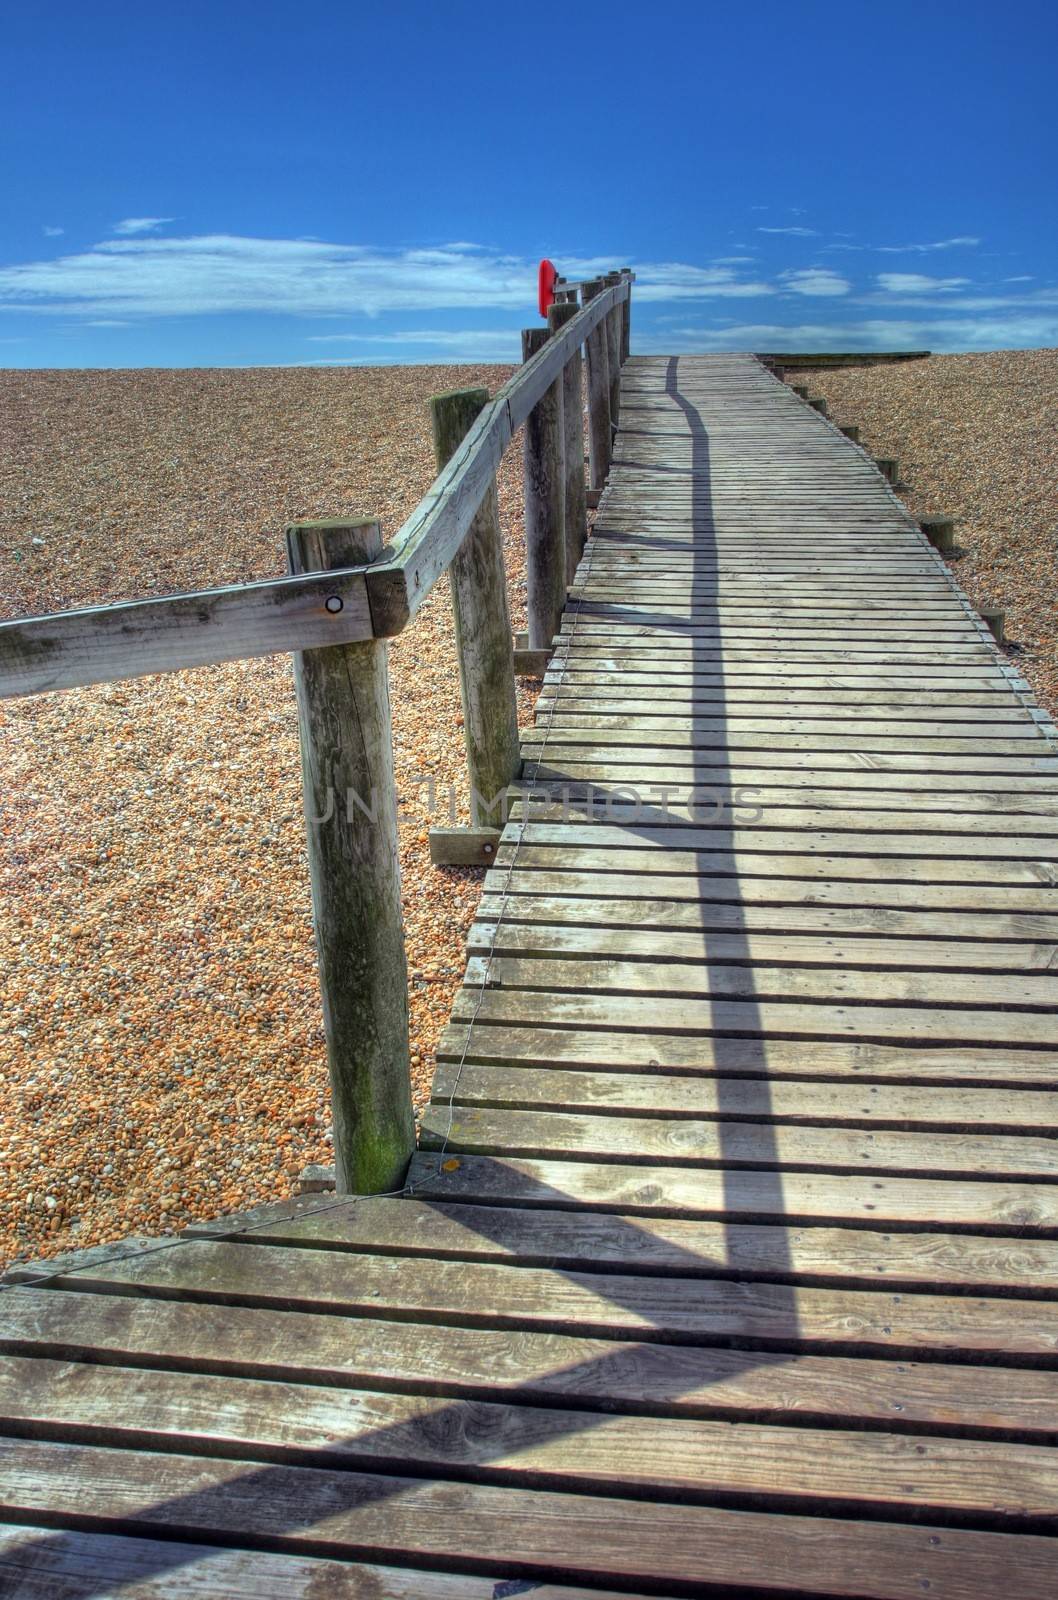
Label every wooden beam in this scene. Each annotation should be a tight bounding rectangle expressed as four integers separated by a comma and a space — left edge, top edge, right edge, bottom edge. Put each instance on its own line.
920, 515, 956, 554
428, 826, 502, 866
522, 326, 567, 653
581, 278, 612, 492
430, 388, 520, 825
548, 298, 588, 582
0, 563, 375, 700
287, 517, 415, 1195
372, 281, 626, 630
601, 272, 623, 426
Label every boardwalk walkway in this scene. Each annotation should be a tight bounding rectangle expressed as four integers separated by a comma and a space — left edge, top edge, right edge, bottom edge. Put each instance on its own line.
4, 354, 1058, 1597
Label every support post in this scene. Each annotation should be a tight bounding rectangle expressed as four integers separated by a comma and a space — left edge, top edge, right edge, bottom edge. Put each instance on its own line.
876, 456, 899, 484
619, 267, 633, 363
548, 299, 588, 583
602, 272, 622, 427
522, 326, 567, 653
920, 514, 956, 555
430, 388, 520, 826
286, 517, 415, 1195
808, 395, 828, 416
839, 424, 861, 443
581, 278, 612, 492
982, 607, 1005, 642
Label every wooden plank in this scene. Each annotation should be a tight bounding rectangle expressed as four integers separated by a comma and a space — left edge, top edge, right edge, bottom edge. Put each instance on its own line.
0, 563, 376, 700
408, 1150, 1058, 1235
5, 1355, 1058, 1523
13, 1235, 1058, 1351
0, 1524, 593, 1600
7, 1281, 1058, 1429
451, 984, 1058, 1049
7, 1439, 1057, 1600
467, 919, 1058, 972
420, 1102, 1058, 1182
439, 1017, 1058, 1085
508, 802, 1058, 835
491, 846, 1058, 888
496, 819, 1058, 857
431, 1057, 1058, 1132
475, 890, 1058, 943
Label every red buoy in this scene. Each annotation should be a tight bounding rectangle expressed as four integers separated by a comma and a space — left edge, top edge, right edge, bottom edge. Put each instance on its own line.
537, 258, 558, 319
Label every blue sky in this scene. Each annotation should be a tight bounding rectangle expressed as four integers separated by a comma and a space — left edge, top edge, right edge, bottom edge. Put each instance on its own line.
2, 0, 1056, 366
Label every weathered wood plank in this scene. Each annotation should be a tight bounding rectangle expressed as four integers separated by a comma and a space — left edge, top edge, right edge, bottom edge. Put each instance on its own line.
9, 1280, 1058, 1424
7, 1439, 1056, 1600
431, 1058, 1058, 1132
0, 1524, 622, 1600
408, 1150, 1058, 1235
21, 1232, 1058, 1348
5, 1355, 1058, 1522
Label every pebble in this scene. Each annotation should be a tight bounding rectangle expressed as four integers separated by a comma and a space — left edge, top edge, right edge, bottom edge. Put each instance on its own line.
1, 362, 534, 1269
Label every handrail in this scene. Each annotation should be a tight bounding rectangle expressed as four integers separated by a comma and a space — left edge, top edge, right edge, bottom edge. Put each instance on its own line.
2, 260, 634, 1193
372, 280, 626, 629
0, 279, 628, 698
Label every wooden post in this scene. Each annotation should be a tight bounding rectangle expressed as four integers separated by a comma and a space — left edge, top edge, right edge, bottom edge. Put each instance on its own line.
581, 278, 611, 492
522, 326, 567, 652
808, 396, 828, 416
286, 517, 415, 1195
920, 514, 956, 554
840, 424, 861, 443
619, 268, 633, 363
876, 456, 899, 484
430, 388, 520, 825
792, 383, 810, 399
982, 607, 1005, 642
602, 272, 622, 427
548, 299, 588, 583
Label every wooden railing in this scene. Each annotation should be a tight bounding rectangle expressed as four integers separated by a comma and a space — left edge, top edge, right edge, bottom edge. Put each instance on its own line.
0, 266, 634, 1194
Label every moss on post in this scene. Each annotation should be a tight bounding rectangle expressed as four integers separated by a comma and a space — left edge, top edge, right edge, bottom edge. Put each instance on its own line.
286, 517, 415, 1195
429, 388, 520, 825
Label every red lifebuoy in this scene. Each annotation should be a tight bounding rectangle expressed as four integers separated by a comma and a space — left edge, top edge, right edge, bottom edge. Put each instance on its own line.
537, 258, 558, 319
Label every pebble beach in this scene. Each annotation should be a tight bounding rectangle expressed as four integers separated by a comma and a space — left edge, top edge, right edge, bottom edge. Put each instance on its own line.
3, 349, 1056, 1270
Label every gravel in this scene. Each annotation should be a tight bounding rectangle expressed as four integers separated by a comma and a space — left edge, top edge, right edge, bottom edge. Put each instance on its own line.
0, 364, 526, 1269
785, 350, 1058, 712
4, 350, 1054, 1270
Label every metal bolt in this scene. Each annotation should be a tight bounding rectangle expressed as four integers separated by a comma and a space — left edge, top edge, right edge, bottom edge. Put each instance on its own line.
325, 595, 343, 614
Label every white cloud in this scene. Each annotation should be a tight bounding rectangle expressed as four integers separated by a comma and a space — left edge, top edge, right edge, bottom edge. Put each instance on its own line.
780, 268, 851, 297
42, 226, 64, 238
757, 226, 818, 237
308, 327, 521, 360
0, 235, 776, 317
876, 272, 971, 294
634, 314, 1058, 355
111, 217, 175, 236
876, 235, 980, 254
1006, 274, 1034, 282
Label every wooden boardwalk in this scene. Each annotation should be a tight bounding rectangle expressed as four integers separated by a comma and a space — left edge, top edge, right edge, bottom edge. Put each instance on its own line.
4, 353, 1058, 1597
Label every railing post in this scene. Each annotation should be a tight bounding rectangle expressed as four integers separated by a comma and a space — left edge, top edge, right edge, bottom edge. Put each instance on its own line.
602, 272, 623, 427
521, 325, 567, 652
619, 267, 633, 363
548, 299, 588, 583
430, 388, 520, 824
286, 517, 416, 1195
581, 278, 612, 492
